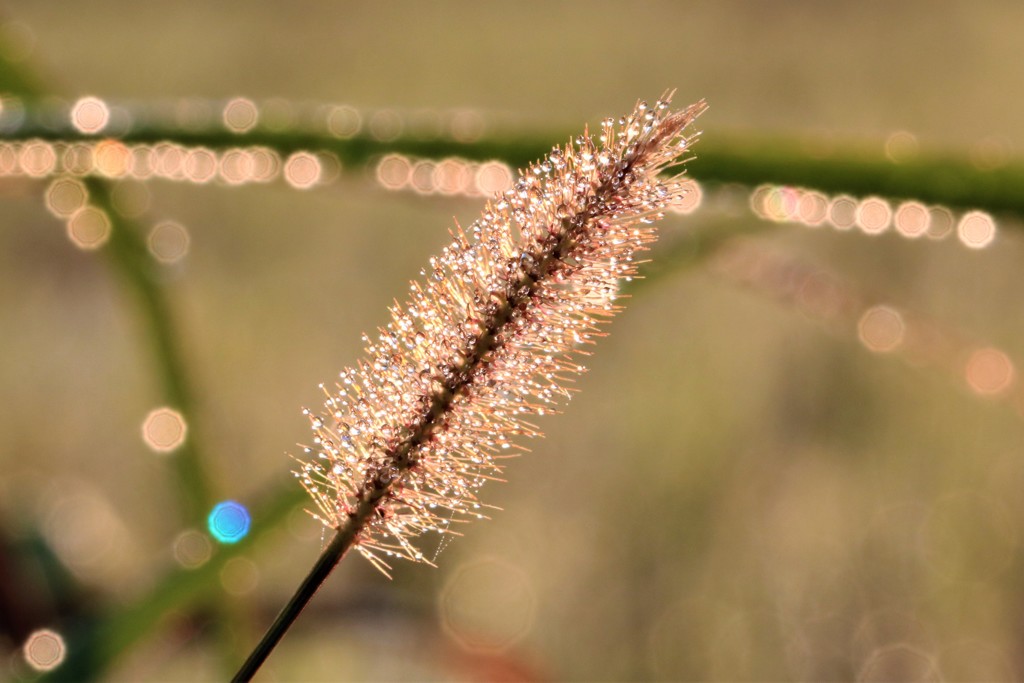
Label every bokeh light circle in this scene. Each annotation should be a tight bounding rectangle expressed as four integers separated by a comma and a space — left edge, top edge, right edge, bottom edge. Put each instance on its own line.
965, 347, 1015, 396
828, 195, 858, 230
141, 407, 188, 452
284, 151, 321, 189
927, 206, 955, 240
223, 97, 259, 133
70, 96, 110, 134
173, 529, 212, 569
475, 161, 513, 195
439, 557, 536, 653
410, 160, 436, 194
249, 147, 280, 182
148, 221, 191, 264
66, 206, 111, 250
94, 140, 131, 177
762, 185, 799, 222
884, 130, 919, 163
855, 196, 892, 235
796, 190, 828, 226
45, 178, 88, 218
62, 143, 94, 176
377, 154, 411, 190
326, 104, 361, 138
858, 305, 905, 353
957, 211, 996, 249
434, 158, 471, 195
184, 147, 218, 183
19, 140, 56, 177
219, 148, 255, 184
23, 629, 66, 672
672, 179, 703, 214
894, 201, 929, 238
208, 501, 251, 544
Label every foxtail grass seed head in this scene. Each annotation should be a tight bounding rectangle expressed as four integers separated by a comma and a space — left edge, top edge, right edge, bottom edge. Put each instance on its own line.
297, 95, 708, 572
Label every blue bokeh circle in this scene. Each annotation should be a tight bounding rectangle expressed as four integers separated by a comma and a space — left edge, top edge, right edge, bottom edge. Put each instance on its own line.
207, 500, 251, 544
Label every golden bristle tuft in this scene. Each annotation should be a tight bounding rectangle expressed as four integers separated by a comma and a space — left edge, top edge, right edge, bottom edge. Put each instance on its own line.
296, 95, 708, 572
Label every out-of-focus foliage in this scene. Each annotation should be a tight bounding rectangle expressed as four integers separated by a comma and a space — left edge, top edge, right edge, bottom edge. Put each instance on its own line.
2, 3, 1024, 681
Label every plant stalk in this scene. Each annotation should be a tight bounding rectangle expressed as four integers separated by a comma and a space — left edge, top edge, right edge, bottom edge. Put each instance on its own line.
7, 118, 1024, 217
231, 528, 350, 682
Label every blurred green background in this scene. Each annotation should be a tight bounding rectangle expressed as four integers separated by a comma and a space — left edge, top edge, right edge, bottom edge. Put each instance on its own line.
2, 1, 1024, 680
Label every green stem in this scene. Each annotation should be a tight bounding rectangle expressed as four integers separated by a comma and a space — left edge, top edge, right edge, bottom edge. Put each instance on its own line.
0, 25, 232, 679
83, 177, 215, 521
231, 529, 349, 682
694, 137, 1024, 219
5, 117, 1024, 217
0, 16, 218, 532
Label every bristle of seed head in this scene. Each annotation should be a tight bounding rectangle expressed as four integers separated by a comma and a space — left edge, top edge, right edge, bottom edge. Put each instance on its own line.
295, 95, 707, 571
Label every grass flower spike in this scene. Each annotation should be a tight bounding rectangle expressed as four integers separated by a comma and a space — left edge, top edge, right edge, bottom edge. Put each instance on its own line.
299, 94, 707, 570
234, 93, 706, 680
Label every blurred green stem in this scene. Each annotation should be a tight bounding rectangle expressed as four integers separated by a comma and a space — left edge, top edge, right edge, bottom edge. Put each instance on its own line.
0, 27, 235, 680
0, 11, 217, 536
1, 32, 219, 534
5, 117, 1024, 217
82, 178, 215, 520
